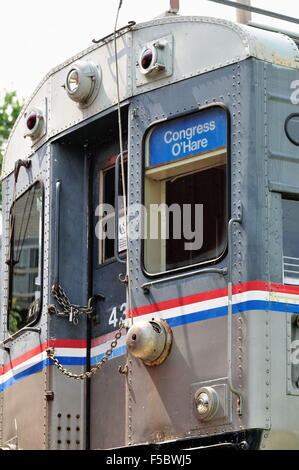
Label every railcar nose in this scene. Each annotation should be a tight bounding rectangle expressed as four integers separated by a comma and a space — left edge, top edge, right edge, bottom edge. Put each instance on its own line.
126, 319, 173, 366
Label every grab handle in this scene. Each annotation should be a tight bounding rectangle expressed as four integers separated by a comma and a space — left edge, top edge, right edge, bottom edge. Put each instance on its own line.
114, 152, 127, 264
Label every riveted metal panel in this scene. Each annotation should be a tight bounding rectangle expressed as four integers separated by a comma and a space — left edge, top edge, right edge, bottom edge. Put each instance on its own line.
46, 140, 89, 450
126, 61, 253, 445
1, 15, 299, 450
48, 34, 132, 139
3, 16, 298, 179
0, 144, 51, 449
2, 81, 51, 180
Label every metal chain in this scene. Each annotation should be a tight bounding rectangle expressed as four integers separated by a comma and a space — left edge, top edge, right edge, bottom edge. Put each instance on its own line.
50, 284, 94, 325
46, 321, 125, 380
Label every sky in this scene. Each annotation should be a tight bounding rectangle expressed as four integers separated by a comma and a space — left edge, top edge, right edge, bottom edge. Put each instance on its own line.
0, 0, 298, 101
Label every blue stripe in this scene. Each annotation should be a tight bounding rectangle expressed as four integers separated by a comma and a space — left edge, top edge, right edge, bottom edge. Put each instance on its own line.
0, 359, 51, 392
0, 357, 86, 392
167, 300, 299, 328
55, 356, 87, 366
91, 345, 127, 366
2, 299, 299, 391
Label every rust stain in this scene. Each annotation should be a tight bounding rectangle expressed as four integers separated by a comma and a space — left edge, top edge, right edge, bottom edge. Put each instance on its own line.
254, 40, 294, 68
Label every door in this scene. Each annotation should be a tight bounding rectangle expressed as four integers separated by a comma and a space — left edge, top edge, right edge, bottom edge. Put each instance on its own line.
89, 144, 128, 449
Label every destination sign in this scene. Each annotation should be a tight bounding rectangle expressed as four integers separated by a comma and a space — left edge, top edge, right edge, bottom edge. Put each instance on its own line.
148, 107, 227, 167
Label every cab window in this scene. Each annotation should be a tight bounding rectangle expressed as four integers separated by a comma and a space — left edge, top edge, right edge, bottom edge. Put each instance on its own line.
143, 107, 228, 275
8, 182, 43, 333
282, 198, 299, 286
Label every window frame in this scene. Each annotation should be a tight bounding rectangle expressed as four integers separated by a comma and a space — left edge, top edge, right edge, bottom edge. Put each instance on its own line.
7, 180, 44, 335
282, 196, 299, 286
285, 113, 299, 147
97, 154, 128, 266
141, 103, 231, 278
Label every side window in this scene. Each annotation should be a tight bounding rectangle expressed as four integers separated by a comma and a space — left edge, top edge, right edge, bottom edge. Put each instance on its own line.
8, 182, 43, 334
98, 159, 127, 264
282, 198, 299, 285
143, 107, 228, 275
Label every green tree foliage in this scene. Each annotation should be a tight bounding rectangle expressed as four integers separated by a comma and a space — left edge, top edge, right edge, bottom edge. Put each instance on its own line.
0, 90, 24, 203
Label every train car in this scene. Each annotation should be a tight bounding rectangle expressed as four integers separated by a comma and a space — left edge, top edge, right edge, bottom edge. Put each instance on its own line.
0, 2, 299, 451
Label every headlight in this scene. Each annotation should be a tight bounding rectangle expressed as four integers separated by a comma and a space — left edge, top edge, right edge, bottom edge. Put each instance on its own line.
65, 60, 101, 107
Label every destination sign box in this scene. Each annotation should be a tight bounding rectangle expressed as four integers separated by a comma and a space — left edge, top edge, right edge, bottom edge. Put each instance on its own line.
148, 107, 227, 167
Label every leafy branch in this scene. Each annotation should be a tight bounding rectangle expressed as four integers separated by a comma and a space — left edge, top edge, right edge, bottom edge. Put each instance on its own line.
0, 90, 24, 203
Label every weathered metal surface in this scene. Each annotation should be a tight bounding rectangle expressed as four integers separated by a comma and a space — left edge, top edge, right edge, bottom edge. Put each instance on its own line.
126, 319, 173, 366
1, 13, 299, 451
2, 15, 298, 179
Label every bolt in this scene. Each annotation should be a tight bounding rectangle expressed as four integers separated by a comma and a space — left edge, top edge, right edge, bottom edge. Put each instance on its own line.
239, 441, 249, 450
45, 391, 54, 401
47, 305, 57, 315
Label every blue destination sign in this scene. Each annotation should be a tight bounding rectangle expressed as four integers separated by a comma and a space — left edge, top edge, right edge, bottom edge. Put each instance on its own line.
148, 108, 227, 167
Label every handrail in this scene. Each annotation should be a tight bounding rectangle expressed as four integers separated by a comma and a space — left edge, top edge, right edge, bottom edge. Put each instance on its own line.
141, 267, 228, 294
208, 0, 299, 25
114, 152, 127, 264
227, 208, 243, 416
0, 327, 41, 350
54, 181, 61, 284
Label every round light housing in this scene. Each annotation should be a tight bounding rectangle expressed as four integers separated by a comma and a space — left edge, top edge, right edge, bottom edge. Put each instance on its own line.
138, 43, 165, 76
65, 60, 101, 107
24, 108, 44, 140
126, 318, 172, 366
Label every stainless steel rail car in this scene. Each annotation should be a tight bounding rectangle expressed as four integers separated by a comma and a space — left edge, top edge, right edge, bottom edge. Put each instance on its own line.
1, 10, 299, 451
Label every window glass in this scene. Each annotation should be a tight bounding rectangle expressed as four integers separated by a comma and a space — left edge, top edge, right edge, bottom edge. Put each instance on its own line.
282, 198, 299, 285
8, 182, 43, 333
98, 160, 127, 264
144, 107, 228, 275
285, 114, 299, 146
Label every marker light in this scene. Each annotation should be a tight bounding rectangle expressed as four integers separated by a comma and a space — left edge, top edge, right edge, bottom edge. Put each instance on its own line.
24, 108, 44, 140
65, 60, 101, 107
26, 112, 37, 130
138, 43, 166, 76
140, 48, 154, 70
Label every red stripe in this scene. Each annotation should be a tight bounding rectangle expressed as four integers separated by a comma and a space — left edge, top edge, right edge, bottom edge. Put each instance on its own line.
1, 342, 49, 375
91, 331, 125, 348
268, 283, 299, 295
126, 281, 291, 318
47, 339, 86, 349
3, 281, 299, 375
0, 339, 86, 376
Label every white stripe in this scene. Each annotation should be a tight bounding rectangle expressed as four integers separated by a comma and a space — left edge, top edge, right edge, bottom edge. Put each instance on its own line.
0, 347, 86, 385
127, 290, 270, 326
1, 289, 296, 382
91, 335, 126, 358
54, 347, 87, 358
1, 351, 48, 384
269, 291, 299, 304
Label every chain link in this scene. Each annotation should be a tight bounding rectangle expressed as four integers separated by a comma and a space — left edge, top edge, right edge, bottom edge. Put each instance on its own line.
50, 284, 95, 325
47, 321, 125, 380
